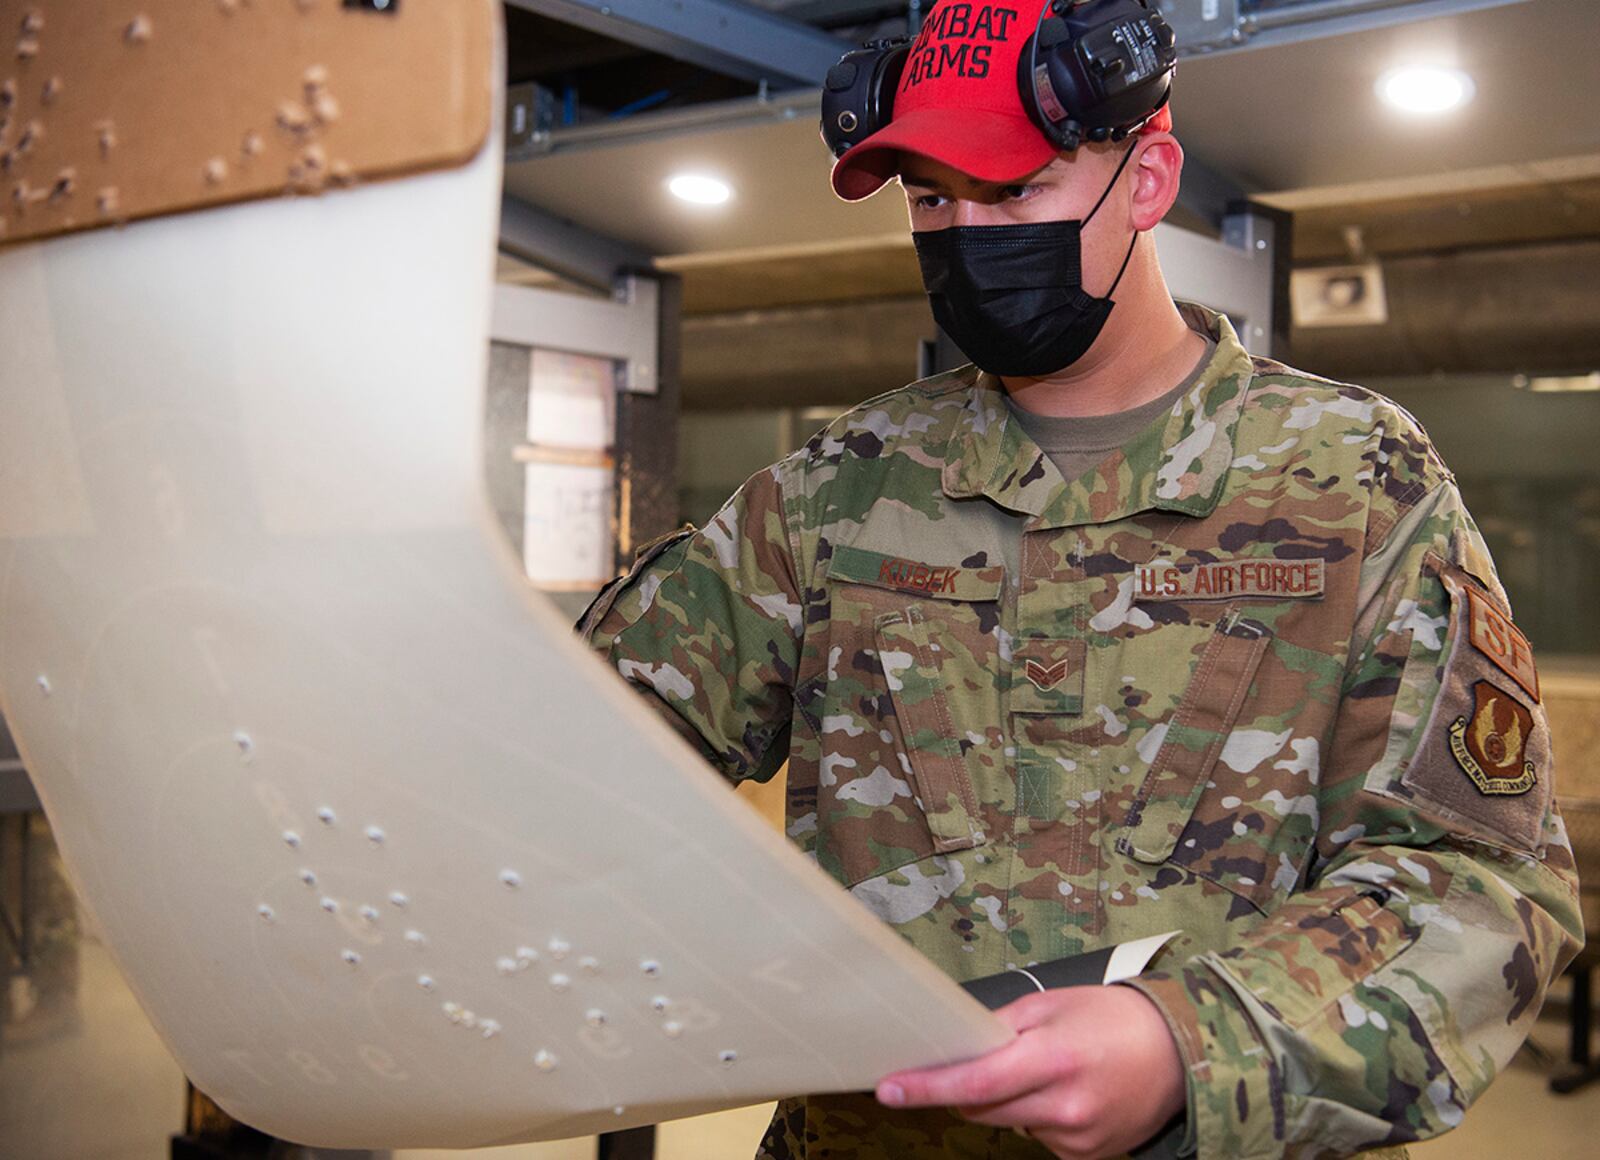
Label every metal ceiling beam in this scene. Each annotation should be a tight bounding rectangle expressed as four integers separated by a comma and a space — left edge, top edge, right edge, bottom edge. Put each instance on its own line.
493, 277, 663, 393
1157, 0, 1530, 55
502, 0, 848, 88
1247, 0, 1532, 51
499, 195, 656, 295
508, 87, 819, 161
779, 0, 910, 29
512, 0, 1528, 161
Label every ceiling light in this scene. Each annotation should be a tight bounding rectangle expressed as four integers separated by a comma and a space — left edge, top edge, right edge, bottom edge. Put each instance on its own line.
1377, 66, 1475, 115
1513, 372, 1600, 393
667, 174, 732, 206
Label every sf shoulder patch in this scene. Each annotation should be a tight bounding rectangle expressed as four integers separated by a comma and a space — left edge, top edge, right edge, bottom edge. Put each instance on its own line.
1464, 586, 1540, 702
1448, 680, 1536, 795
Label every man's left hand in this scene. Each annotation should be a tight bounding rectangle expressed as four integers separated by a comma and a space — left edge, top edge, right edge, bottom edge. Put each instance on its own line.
875, 984, 1187, 1159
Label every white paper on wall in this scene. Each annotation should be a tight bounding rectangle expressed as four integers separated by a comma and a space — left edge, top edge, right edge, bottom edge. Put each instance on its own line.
522, 459, 614, 589
527, 349, 615, 450
0, 84, 1008, 1154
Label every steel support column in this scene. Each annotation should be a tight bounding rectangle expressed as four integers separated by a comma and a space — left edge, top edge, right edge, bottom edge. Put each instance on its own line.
1222, 201, 1294, 360
1155, 203, 1288, 359
613, 273, 684, 564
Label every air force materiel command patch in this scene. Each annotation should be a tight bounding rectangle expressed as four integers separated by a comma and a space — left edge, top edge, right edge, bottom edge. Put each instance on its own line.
1465, 586, 1540, 702
1449, 681, 1537, 795
1135, 557, 1325, 601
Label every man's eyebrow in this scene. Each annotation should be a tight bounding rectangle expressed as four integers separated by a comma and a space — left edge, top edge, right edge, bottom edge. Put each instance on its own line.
899, 172, 949, 191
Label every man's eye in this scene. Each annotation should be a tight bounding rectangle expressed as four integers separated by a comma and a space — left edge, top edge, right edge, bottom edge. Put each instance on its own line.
999, 184, 1034, 200
912, 194, 947, 210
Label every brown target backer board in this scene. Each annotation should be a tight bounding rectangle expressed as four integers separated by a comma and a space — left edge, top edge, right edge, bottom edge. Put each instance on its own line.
0, 0, 494, 246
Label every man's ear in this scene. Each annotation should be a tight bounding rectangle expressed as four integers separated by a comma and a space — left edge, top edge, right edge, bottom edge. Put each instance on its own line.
1129, 134, 1183, 232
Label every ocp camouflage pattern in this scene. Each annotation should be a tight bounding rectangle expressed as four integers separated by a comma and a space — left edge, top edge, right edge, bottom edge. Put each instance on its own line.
579, 305, 1583, 1158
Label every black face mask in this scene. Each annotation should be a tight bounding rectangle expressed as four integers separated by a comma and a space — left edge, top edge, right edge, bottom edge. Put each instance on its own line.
913, 144, 1140, 378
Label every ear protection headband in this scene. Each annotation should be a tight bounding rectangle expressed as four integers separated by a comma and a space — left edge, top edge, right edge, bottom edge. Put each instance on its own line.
820, 0, 1177, 159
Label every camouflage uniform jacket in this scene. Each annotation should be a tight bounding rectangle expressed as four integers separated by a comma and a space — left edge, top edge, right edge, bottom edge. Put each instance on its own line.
579, 305, 1583, 1158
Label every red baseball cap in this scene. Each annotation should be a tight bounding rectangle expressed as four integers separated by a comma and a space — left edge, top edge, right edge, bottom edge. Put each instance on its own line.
830, 0, 1173, 202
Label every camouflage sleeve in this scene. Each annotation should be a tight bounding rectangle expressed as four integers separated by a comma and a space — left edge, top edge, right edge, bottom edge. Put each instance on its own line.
1124, 479, 1585, 1159
576, 463, 805, 784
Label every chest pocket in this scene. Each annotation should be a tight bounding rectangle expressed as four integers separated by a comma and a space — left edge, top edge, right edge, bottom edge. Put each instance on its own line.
1115, 614, 1275, 885
819, 544, 1004, 885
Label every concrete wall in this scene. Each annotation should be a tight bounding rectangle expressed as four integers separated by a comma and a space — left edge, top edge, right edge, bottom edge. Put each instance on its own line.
485, 340, 534, 560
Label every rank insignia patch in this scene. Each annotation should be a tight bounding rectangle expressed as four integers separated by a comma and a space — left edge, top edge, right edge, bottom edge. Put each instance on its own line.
1449, 680, 1537, 796
1024, 659, 1070, 691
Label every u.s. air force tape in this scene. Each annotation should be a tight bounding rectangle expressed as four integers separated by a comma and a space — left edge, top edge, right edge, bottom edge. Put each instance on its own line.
1135, 557, 1326, 601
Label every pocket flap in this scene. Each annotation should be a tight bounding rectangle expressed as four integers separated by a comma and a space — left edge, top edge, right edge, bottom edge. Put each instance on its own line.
875, 605, 986, 854
828, 544, 1003, 602
1118, 616, 1273, 864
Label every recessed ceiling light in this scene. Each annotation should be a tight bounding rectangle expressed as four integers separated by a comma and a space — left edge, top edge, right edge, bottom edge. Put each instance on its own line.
1377, 66, 1475, 115
667, 174, 732, 206
1513, 372, 1600, 393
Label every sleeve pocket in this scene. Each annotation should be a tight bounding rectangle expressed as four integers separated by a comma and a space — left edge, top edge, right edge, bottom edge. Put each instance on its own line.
1395, 562, 1552, 852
